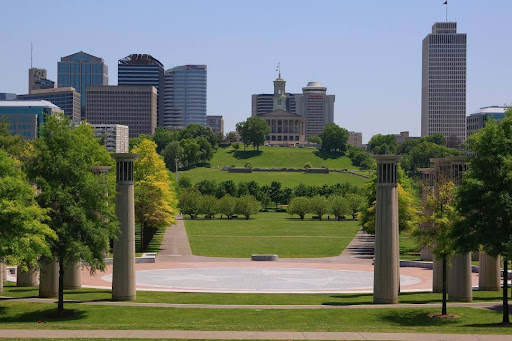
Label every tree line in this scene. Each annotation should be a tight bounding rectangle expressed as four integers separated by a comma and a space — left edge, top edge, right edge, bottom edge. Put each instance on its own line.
287, 194, 364, 221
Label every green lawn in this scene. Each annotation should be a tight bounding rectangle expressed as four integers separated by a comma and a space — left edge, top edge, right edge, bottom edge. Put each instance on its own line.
0, 301, 510, 334
400, 235, 421, 261
184, 212, 361, 258
210, 146, 357, 169
2, 282, 509, 306
179, 167, 367, 187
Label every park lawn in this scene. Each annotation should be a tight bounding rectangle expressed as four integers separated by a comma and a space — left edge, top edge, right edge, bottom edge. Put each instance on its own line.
179, 167, 367, 187
184, 212, 361, 258
0, 301, 511, 334
399, 235, 421, 261
2, 282, 509, 306
210, 146, 357, 169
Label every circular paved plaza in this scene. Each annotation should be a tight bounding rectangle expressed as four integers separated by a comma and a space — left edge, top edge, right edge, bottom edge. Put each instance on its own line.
101, 267, 422, 293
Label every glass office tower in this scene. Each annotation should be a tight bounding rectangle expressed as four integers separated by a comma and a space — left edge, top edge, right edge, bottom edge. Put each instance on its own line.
118, 54, 165, 126
57, 51, 108, 120
163, 65, 207, 129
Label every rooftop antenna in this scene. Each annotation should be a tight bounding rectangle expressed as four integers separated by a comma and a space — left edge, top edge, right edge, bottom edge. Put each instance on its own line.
276, 62, 281, 78
443, 1, 448, 22
30, 42, 33, 68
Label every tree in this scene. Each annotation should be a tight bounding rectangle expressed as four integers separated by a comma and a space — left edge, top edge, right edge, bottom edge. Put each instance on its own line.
268, 181, 282, 207
178, 189, 202, 219
307, 136, 322, 144
319, 123, 349, 152
195, 179, 217, 196
218, 195, 237, 219
196, 136, 214, 164
178, 176, 192, 190
129, 134, 153, 151
180, 138, 200, 167
0, 118, 31, 158
236, 117, 269, 151
162, 141, 184, 171
417, 181, 459, 316
309, 195, 330, 220
225, 131, 238, 144
132, 140, 176, 252
0, 150, 55, 294
153, 127, 179, 153
367, 134, 398, 155
200, 195, 218, 219
401, 141, 459, 174
235, 121, 250, 151
287, 197, 310, 220
453, 110, 512, 324
179, 124, 218, 150
235, 195, 260, 219
27, 116, 118, 314
330, 195, 351, 220
345, 193, 365, 220
219, 180, 237, 197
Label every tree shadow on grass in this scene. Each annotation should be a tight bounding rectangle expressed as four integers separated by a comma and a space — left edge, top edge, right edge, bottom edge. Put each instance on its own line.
313, 150, 345, 160
0, 305, 87, 323
322, 293, 373, 305
232, 150, 262, 160
379, 310, 460, 327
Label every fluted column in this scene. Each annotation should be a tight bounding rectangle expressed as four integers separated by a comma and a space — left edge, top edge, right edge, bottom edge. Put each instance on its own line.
479, 252, 500, 291
39, 258, 59, 298
373, 155, 402, 304
17, 265, 38, 287
448, 253, 472, 302
111, 153, 138, 301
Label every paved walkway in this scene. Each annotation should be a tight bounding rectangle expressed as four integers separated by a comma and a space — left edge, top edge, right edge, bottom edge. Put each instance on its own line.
0, 329, 511, 340
157, 216, 192, 260
0, 296, 505, 311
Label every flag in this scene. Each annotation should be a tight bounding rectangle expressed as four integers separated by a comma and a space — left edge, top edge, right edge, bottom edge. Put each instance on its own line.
443, 1, 447, 4
276, 63, 280, 72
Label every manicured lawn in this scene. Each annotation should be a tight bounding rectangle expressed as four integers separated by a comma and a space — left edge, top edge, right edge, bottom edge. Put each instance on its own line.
179, 167, 367, 187
2, 282, 508, 306
400, 235, 421, 261
184, 212, 361, 258
0, 301, 510, 334
210, 146, 357, 169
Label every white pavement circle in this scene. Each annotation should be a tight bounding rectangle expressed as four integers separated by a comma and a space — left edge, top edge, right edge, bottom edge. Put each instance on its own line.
101, 267, 421, 293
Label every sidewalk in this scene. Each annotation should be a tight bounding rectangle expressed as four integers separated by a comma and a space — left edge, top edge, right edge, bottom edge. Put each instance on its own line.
0, 329, 510, 340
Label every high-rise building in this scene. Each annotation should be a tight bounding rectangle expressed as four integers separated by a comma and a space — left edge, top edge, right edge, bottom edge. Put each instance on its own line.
18, 87, 81, 122
0, 93, 16, 101
0, 100, 63, 139
28, 68, 56, 93
348, 131, 363, 148
295, 82, 335, 138
118, 54, 165, 126
421, 22, 467, 146
466, 106, 508, 138
92, 124, 129, 153
252, 94, 296, 117
86, 85, 157, 138
163, 64, 207, 129
57, 51, 108, 120
206, 115, 224, 135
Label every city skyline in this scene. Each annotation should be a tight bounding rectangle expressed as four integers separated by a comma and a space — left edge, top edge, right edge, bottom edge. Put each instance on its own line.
2, 0, 511, 142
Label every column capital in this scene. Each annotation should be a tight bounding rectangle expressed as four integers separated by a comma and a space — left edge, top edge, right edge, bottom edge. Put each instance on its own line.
111, 153, 139, 185
373, 155, 403, 163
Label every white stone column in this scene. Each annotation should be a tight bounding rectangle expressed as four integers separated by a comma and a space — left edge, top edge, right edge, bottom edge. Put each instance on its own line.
432, 255, 444, 293
17, 265, 39, 287
39, 258, 59, 298
0, 262, 4, 294
479, 252, 500, 291
448, 253, 472, 302
418, 168, 435, 261
112, 153, 138, 301
373, 155, 402, 304
63, 263, 82, 290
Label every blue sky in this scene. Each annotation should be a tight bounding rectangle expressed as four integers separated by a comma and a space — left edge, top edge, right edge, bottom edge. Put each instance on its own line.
2, 0, 511, 142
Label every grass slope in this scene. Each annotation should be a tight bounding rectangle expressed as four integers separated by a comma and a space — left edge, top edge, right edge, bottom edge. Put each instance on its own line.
0, 301, 510, 334
180, 167, 367, 187
184, 212, 361, 258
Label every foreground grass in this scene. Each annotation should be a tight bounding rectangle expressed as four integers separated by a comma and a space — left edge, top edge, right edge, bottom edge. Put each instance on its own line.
184, 212, 361, 258
3, 283, 508, 306
0, 301, 510, 334
180, 167, 367, 188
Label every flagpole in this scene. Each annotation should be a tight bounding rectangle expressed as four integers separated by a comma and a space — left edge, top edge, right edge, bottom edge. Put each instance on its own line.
446, 2, 448, 22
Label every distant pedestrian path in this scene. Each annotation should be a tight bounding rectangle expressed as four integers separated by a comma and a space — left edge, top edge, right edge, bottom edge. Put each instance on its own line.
157, 215, 192, 260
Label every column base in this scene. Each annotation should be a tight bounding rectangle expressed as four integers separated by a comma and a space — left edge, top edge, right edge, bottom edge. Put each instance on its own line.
373, 297, 398, 304
112, 295, 136, 301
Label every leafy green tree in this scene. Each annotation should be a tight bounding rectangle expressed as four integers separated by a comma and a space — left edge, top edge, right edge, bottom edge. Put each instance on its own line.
307, 136, 322, 144
179, 124, 218, 150
0, 119, 31, 158
218, 195, 237, 219
345, 193, 365, 220
453, 110, 512, 324
200, 195, 218, 219
162, 141, 184, 171
367, 134, 398, 155
401, 142, 459, 174
418, 181, 459, 316
422, 133, 446, 146
330, 195, 351, 220
219, 180, 237, 197
0, 150, 55, 294
268, 181, 282, 207
195, 179, 217, 196
319, 123, 349, 152
232, 142, 240, 150
180, 138, 200, 167
287, 197, 310, 220
235, 195, 260, 219
237, 182, 249, 196
348, 147, 374, 169
178, 176, 192, 189
27, 116, 118, 314
132, 140, 177, 252
309, 195, 330, 220
196, 136, 213, 164
178, 189, 202, 219
225, 131, 238, 144
129, 134, 153, 151
236, 117, 269, 151
153, 127, 179, 153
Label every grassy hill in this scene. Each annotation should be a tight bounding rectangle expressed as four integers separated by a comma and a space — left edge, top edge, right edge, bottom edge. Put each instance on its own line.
209, 146, 356, 169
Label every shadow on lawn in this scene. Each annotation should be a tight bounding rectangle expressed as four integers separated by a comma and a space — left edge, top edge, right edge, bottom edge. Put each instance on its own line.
230, 150, 262, 160
0, 305, 87, 323
313, 150, 345, 160
379, 310, 460, 327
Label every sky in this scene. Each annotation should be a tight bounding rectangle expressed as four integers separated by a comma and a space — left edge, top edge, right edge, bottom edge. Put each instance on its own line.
2, 0, 511, 143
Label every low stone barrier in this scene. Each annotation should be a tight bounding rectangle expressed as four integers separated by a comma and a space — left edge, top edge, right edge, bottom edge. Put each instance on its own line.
228, 167, 252, 173
305, 168, 329, 174
251, 254, 278, 261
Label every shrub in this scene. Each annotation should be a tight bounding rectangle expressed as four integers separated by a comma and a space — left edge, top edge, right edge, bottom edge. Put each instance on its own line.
244, 161, 253, 169
200, 194, 218, 219
304, 162, 312, 169
178, 189, 202, 219
235, 195, 261, 220
218, 195, 237, 219
329, 195, 350, 220
232, 142, 240, 150
309, 195, 330, 221
178, 176, 192, 189
287, 197, 310, 220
